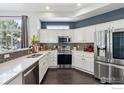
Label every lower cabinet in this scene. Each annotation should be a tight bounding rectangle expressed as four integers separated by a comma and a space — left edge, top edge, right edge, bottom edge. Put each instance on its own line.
49, 51, 57, 67
39, 54, 49, 83
72, 51, 94, 75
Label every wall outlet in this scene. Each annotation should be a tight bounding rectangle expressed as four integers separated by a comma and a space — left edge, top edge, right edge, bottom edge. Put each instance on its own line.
4, 54, 10, 59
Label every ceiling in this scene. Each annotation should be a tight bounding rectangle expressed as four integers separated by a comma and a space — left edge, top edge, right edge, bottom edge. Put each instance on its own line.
0, 3, 91, 12
0, 3, 124, 21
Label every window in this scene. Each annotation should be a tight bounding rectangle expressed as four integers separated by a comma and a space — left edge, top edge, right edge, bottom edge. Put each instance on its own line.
46, 25, 70, 29
0, 17, 22, 52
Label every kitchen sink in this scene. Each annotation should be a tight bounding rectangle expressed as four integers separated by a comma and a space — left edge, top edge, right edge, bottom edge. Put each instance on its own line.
27, 54, 42, 58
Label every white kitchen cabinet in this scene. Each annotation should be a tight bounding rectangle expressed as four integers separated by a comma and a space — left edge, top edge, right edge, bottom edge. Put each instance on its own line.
73, 28, 84, 43
95, 22, 111, 31
111, 19, 124, 29
72, 51, 84, 68
84, 26, 95, 42
39, 29, 74, 43
39, 54, 49, 83
72, 51, 94, 75
7, 73, 22, 84
83, 57, 94, 73
48, 51, 57, 67
39, 29, 58, 43
39, 30, 48, 43
73, 26, 95, 43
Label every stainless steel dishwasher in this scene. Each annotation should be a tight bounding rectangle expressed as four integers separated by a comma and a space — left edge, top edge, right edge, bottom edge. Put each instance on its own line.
23, 62, 39, 84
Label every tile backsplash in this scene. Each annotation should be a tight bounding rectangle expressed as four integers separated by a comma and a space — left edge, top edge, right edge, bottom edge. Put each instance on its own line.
40, 43, 94, 51
0, 48, 31, 63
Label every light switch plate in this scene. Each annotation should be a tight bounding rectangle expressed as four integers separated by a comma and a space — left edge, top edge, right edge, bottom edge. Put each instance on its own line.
4, 54, 10, 59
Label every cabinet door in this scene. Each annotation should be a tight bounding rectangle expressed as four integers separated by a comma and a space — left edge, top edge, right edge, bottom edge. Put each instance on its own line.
95, 22, 111, 31
72, 52, 83, 68
39, 56, 47, 83
84, 58, 94, 73
74, 29, 83, 43
39, 30, 47, 43
39, 62, 44, 83
85, 26, 95, 42
111, 19, 124, 29
47, 30, 58, 43
49, 52, 57, 66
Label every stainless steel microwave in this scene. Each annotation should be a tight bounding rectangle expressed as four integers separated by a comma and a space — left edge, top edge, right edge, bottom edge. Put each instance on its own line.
58, 36, 71, 43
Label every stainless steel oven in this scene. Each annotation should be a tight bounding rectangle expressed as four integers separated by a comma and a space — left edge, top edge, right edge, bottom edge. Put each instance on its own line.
110, 28, 124, 66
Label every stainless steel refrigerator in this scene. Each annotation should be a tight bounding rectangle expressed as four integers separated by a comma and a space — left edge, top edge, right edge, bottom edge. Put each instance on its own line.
94, 28, 124, 84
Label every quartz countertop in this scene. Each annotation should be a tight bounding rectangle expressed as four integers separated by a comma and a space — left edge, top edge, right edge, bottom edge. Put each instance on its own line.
0, 51, 49, 84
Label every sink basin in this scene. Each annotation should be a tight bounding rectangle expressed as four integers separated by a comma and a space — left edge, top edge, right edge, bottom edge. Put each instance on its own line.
27, 54, 42, 58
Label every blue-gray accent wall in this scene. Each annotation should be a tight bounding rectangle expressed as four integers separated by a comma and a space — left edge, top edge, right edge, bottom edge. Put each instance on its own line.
75, 7, 124, 28
41, 7, 124, 29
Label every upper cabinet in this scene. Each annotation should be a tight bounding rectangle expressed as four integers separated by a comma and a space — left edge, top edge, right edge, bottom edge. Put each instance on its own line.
73, 26, 95, 43
39, 29, 74, 43
111, 19, 124, 29
39, 29, 58, 43
95, 22, 111, 31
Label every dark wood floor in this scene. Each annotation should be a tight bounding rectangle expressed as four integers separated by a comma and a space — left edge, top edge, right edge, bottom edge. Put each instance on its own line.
41, 68, 100, 84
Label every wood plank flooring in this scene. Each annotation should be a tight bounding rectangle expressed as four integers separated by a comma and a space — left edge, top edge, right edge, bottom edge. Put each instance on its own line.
41, 68, 100, 84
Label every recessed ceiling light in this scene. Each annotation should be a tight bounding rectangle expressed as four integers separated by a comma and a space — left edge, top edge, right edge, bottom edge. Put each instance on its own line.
77, 3, 81, 6
46, 6, 50, 10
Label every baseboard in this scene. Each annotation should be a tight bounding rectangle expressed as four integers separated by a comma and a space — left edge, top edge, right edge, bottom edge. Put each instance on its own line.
72, 66, 94, 75
49, 65, 94, 75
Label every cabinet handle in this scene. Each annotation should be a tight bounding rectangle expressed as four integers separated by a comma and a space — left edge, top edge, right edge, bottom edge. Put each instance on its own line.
24, 66, 36, 77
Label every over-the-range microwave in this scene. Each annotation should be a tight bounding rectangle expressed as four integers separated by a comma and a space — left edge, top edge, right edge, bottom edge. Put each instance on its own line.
58, 36, 71, 43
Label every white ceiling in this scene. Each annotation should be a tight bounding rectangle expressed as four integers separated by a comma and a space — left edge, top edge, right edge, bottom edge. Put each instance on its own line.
0, 3, 124, 21
0, 3, 90, 12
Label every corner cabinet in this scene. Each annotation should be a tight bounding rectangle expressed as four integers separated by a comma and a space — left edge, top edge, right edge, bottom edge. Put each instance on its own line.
72, 51, 94, 75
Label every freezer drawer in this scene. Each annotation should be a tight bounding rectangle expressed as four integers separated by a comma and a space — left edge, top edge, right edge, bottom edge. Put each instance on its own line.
99, 63, 110, 83
95, 61, 110, 83
110, 66, 124, 84
94, 62, 100, 79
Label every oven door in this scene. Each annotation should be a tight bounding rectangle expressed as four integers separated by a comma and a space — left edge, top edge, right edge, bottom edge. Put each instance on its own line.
110, 28, 124, 65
